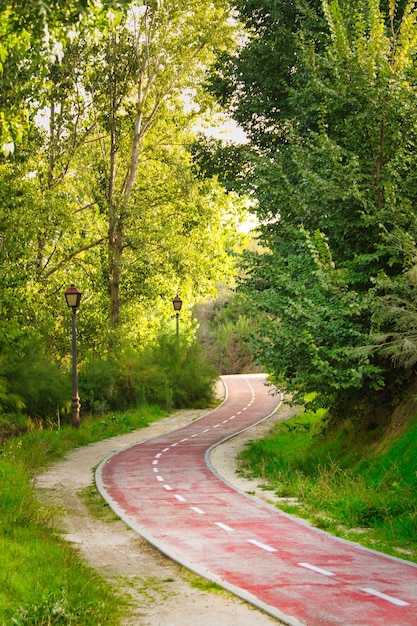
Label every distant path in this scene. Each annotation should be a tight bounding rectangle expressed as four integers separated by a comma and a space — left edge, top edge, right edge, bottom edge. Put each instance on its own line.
97, 374, 417, 626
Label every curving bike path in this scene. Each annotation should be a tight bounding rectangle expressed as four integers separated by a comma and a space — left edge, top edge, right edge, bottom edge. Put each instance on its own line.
96, 374, 417, 626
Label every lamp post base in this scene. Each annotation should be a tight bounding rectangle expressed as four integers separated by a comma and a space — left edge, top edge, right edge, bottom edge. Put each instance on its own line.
72, 396, 81, 428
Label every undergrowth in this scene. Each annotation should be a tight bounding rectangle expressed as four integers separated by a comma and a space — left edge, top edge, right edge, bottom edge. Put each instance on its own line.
238, 406, 417, 562
0, 405, 166, 625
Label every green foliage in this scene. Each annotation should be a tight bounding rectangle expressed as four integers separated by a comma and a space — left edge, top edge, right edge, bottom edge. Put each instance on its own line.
1, 524, 123, 625
210, 0, 417, 416
0, 413, 29, 442
239, 406, 417, 559
2, 348, 70, 418
206, 0, 326, 146
0, 0, 247, 425
80, 335, 218, 413
240, 224, 384, 410
195, 293, 260, 374
1, 404, 165, 471
364, 261, 417, 368
0, 459, 39, 534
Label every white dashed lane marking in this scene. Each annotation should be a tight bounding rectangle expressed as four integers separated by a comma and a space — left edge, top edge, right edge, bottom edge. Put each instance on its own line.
144, 384, 414, 615
298, 562, 335, 577
247, 539, 277, 553
215, 522, 234, 532
361, 588, 409, 607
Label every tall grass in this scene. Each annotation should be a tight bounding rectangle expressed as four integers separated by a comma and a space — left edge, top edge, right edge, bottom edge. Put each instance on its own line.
238, 407, 417, 562
0, 405, 165, 625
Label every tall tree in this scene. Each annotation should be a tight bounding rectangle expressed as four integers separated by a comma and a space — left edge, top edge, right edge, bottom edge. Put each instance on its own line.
0, 0, 132, 152
43, 0, 238, 331
0, 0, 245, 356
210, 0, 417, 414
86, 1, 235, 326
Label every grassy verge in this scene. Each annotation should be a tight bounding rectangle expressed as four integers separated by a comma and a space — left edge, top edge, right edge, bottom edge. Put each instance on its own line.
0, 405, 165, 625
237, 406, 417, 563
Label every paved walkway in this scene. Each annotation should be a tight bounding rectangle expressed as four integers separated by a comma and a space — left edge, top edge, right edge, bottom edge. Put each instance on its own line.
96, 374, 417, 626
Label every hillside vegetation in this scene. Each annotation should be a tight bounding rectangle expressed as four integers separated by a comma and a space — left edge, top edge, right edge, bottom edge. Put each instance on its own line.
238, 390, 417, 563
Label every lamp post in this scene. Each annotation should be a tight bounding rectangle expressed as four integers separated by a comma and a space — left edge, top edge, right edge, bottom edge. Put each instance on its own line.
172, 295, 182, 340
65, 284, 82, 428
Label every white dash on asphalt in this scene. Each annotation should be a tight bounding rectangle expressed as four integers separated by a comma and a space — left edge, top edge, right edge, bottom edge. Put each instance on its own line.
247, 539, 277, 553
242, 407, 247, 410
213, 424, 220, 429
298, 563, 335, 577
191, 434, 198, 438
174, 495, 187, 502
163, 448, 170, 452
152, 460, 158, 465
163, 485, 173, 491
153, 468, 159, 473
361, 588, 409, 607
155, 453, 162, 458
156, 475, 164, 482
222, 420, 229, 424
191, 506, 205, 514
203, 429, 210, 433
229, 415, 236, 420
180, 438, 188, 443
171, 442, 179, 447
215, 522, 234, 532
237, 411, 242, 415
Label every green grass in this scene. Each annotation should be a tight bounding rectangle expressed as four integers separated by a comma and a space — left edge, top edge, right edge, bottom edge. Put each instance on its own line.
0, 405, 166, 625
238, 406, 417, 563
78, 485, 120, 522
182, 569, 229, 595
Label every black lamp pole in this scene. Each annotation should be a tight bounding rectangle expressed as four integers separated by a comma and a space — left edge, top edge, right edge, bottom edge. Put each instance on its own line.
65, 284, 82, 428
172, 295, 183, 340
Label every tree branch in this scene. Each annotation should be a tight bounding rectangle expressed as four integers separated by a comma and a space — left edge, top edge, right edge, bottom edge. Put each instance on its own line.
42, 237, 105, 279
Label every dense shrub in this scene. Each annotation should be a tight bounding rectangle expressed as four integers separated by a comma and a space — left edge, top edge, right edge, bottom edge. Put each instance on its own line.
0, 348, 70, 422
80, 335, 218, 412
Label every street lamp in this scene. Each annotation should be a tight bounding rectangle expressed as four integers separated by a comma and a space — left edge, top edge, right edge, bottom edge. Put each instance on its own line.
65, 284, 82, 428
172, 295, 182, 339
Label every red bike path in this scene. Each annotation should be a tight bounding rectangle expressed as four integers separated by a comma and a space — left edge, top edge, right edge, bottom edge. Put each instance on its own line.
96, 374, 417, 626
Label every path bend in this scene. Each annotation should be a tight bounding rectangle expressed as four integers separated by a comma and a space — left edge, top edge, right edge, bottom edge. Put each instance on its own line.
96, 374, 417, 626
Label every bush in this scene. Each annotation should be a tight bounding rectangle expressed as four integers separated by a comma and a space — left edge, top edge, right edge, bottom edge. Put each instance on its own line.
0, 348, 70, 420
80, 335, 218, 412
0, 413, 29, 442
